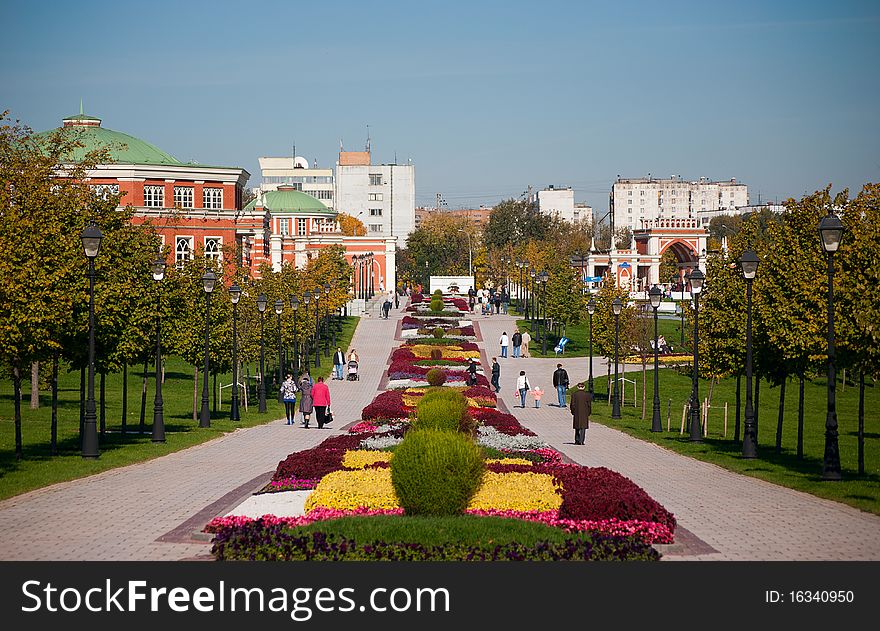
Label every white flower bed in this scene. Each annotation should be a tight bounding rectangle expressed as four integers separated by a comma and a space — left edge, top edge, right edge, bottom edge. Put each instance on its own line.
360, 435, 404, 450
476, 426, 548, 451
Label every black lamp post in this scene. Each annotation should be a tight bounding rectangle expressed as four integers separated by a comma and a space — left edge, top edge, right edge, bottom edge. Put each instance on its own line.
587, 297, 595, 399
199, 268, 217, 428
516, 259, 524, 312
229, 284, 241, 422
687, 268, 705, 442
649, 285, 663, 432
819, 213, 844, 481
528, 268, 536, 323
290, 295, 300, 375
612, 297, 622, 419
302, 290, 312, 371
274, 299, 283, 403
324, 282, 332, 355
81, 223, 103, 458
740, 250, 759, 458
257, 294, 267, 413
539, 270, 549, 354
151, 257, 166, 442
313, 288, 321, 368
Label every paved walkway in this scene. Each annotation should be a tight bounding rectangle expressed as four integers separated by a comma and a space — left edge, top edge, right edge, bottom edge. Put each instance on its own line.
0, 302, 408, 560
478, 312, 880, 560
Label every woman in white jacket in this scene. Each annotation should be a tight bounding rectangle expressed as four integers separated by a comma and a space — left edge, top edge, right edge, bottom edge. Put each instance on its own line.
516, 370, 531, 408
499, 331, 509, 358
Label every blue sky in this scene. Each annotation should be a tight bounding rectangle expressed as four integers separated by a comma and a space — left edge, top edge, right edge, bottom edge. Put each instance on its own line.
3, 0, 878, 212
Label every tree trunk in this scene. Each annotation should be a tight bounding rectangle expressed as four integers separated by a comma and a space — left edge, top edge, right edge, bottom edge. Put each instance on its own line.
797, 374, 805, 459
859, 372, 865, 476
30, 361, 39, 410
734, 373, 741, 443
139, 357, 148, 434
99, 372, 106, 437
754, 377, 760, 444
193, 366, 199, 422
13, 364, 23, 460
775, 375, 786, 454
121, 363, 128, 435
51, 354, 59, 456
641, 359, 647, 421
79, 366, 85, 448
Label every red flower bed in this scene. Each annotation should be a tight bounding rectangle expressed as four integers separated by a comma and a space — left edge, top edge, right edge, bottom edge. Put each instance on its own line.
273, 448, 344, 482
462, 385, 496, 399
390, 347, 417, 362
361, 390, 410, 420
471, 407, 536, 436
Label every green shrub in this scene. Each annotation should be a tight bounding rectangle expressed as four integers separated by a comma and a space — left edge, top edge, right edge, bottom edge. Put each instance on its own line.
432, 326, 445, 339
416, 389, 474, 433
430, 348, 443, 360
391, 429, 485, 516
425, 368, 447, 387
433, 289, 443, 297
430, 297, 443, 311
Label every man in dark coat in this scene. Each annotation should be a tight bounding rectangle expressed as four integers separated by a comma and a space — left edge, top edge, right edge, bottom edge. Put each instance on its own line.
511, 329, 523, 358
466, 358, 478, 386
552, 363, 570, 407
570, 383, 591, 444
490, 357, 501, 393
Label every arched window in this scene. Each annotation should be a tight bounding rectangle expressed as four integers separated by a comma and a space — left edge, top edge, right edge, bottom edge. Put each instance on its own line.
205, 237, 222, 262
175, 236, 193, 267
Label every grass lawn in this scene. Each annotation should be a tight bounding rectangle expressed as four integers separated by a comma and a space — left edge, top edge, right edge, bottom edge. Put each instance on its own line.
582, 368, 880, 515
0, 317, 359, 501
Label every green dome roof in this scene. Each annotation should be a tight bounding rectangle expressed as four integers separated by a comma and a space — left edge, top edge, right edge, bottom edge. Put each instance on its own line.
244, 187, 334, 214
35, 113, 183, 166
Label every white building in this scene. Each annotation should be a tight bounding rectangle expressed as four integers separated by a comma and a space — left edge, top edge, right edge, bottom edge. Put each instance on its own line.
611, 176, 749, 231
531, 185, 593, 224
259, 156, 335, 210
335, 150, 415, 239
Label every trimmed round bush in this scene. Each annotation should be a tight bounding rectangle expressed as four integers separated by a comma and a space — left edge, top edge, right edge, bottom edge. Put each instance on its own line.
425, 368, 447, 387
430, 297, 443, 311
416, 388, 475, 434
432, 326, 445, 339
433, 289, 443, 297
391, 429, 485, 516
430, 348, 443, 360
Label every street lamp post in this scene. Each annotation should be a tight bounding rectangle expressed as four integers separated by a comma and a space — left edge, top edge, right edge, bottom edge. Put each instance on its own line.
687, 268, 705, 442
151, 258, 166, 442
611, 297, 622, 419
649, 285, 663, 432
302, 291, 312, 371
314, 289, 321, 368
740, 250, 759, 458
587, 297, 595, 399
324, 283, 332, 356
81, 223, 103, 458
275, 299, 283, 402
257, 294, 267, 413
539, 270, 549, 354
290, 295, 300, 376
819, 213, 844, 481
229, 284, 241, 422
199, 269, 217, 428
528, 268, 536, 323
516, 260, 524, 312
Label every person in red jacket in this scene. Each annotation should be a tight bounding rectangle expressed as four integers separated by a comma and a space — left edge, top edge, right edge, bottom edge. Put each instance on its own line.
312, 376, 332, 429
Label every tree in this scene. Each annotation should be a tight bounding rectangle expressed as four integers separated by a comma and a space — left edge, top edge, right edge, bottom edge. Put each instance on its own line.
543, 260, 585, 326
337, 213, 367, 236
658, 250, 679, 284
590, 276, 637, 400
400, 213, 473, 279
484, 199, 551, 250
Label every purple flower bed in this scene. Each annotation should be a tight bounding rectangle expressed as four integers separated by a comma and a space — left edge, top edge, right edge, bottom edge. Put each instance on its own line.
361, 390, 410, 420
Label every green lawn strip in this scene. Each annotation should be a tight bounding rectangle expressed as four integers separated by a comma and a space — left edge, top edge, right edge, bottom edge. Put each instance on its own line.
581, 368, 880, 515
0, 317, 359, 500
511, 314, 686, 359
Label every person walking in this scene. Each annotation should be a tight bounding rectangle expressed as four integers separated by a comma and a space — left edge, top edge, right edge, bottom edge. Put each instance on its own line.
298, 373, 314, 428
494, 294, 501, 314
466, 357, 478, 386
501, 289, 509, 314
490, 357, 501, 393
516, 371, 531, 408
511, 329, 522, 358
570, 382, 591, 444
553, 363, 570, 408
312, 376, 331, 429
280, 373, 298, 425
531, 385, 544, 408
348, 348, 360, 364
382, 297, 392, 319
332, 347, 346, 380
499, 331, 509, 358
521, 330, 531, 358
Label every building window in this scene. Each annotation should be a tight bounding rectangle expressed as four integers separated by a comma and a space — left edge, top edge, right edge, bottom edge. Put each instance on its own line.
368, 192, 383, 201
369, 208, 383, 216
205, 237, 222, 262
628, 200, 632, 205
203, 188, 223, 209
298, 218, 307, 235
174, 186, 194, 208
311, 190, 333, 200
175, 236, 193, 267
91, 184, 119, 200
368, 224, 382, 232
369, 174, 383, 186
144, 185, 164, 208
280, 218, 290, 236
628, 191, 632, 196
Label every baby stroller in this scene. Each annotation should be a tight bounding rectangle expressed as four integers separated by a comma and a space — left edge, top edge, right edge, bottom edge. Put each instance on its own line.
347, 360, 359, 381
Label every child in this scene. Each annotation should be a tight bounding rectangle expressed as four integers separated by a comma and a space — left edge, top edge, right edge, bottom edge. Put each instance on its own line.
531, 386, 544, 408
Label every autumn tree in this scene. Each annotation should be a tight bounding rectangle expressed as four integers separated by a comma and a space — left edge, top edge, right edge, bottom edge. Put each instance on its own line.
484, 198, 551, 250
337, 212, 367, 236
590, 275, 637, 402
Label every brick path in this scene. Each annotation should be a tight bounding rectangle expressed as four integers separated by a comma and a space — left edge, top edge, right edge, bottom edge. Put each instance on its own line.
478, 313, 880, 560
0, 302, 407, 560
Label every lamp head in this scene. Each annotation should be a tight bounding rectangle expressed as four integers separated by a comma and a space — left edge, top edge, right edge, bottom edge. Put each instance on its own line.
201, 269, 217, 294
818, 213, 844, 254
274, 299, 283, 315
229, 283, 241, 304
291, 295, 299, 311
151, 257, 166, 281
81, 223, 103, 259
303, 290, 312, 305
587, 298, 596, 315
612, 297, 623, 315
688, 268, 705, 294
649, 285, 662, 309
739, 249, 759, 280
257, 293, 267, 313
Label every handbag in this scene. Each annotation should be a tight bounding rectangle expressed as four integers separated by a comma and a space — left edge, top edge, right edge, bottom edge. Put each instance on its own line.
325, 408, 333, 424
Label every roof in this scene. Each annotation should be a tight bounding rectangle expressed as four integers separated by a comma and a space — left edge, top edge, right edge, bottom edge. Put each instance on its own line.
243, 188, 335, 215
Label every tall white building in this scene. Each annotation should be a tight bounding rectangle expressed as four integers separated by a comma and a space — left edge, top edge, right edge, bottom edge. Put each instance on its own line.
259, 157, 335, 210
611, 176, 749, 231
532, 185, 593, 223
335, 150, 415, 239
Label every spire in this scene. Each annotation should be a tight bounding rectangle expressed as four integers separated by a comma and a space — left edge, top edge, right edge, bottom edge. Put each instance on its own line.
79, 98, 83, 115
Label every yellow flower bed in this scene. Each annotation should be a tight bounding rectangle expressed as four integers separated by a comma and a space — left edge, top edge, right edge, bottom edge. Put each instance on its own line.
485, 457, 533, 466
467, 472, 562, 512
342, 450, 393, 469
304, 469, 400, 512
409, 345, 480, 360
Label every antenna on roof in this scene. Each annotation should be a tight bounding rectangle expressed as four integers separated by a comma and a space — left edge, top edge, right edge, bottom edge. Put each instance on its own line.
366, 124, 371, 153
339, 138, 344, 152
292, 140, 296, 161
79, 98, 83, 115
